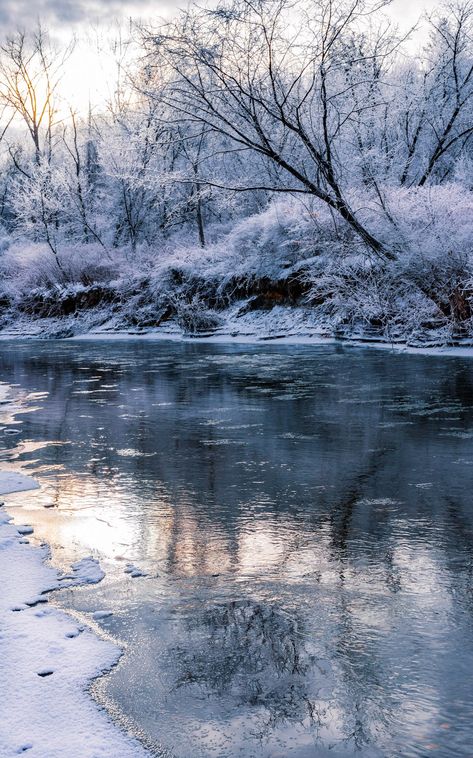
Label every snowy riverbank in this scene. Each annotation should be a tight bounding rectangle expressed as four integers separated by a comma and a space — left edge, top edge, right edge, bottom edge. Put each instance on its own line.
0, 383, 150, 757
1, 304, 473, 358
0, 296, 470, 351
3, 191, 473, 353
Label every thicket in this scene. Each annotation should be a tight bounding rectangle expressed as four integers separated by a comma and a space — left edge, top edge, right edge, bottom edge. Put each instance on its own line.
1, 0, 473, 343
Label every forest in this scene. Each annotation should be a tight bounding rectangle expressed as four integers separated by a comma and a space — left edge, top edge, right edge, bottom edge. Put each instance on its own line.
0, 0, 473, 344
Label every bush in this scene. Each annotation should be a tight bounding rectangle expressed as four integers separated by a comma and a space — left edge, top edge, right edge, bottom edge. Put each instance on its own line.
173, 295, 224, 334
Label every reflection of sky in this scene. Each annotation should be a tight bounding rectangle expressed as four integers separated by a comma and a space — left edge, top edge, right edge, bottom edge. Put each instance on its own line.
2, 341, 473, 756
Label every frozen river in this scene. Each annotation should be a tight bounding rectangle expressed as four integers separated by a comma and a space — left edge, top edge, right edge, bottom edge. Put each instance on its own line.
2, 339, 473, 757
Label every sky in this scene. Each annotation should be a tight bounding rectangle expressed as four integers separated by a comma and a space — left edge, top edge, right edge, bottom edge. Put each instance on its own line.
0, 1, 177, 114
0, 0, 443, 114
0, 1, 161, 28
0, 0, 439, 29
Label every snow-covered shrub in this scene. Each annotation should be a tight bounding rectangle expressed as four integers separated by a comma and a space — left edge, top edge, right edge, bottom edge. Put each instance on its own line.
309, 184, 473, 332
307, 255, 444, 339
173, 295, 223, 333
386, 185, 473, 323
3, 183, 473, 345
140, 196, 346, 309
0, 241, 120, 291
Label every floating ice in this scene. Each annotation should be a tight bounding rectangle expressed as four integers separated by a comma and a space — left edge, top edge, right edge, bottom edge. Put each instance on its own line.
69, 556, 105, 585
124, 563, 148, 578
17, 525, 34, 536
0, 471, 40, 495
92, 610, 113, 620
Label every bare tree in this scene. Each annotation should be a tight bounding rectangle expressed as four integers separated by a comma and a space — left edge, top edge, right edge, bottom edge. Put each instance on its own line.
397, 1, 473, 186
419, 1, 473, 185
177, 126, 208, 246
61, 109, 109, 253
143, 0, 402, 260
0, 26, 73, 163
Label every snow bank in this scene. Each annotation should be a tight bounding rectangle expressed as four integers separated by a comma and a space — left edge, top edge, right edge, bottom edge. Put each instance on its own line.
0, 477, 150, 757
2, 189, 473, 348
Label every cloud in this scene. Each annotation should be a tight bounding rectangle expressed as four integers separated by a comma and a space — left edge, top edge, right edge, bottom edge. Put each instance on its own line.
0, 0, 169, 30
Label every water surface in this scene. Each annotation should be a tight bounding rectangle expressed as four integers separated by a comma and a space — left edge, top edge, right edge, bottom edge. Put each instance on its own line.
2, 340, 473, 757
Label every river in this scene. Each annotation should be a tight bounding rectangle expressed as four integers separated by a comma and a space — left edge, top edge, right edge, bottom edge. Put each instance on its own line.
1, 339, 473, 757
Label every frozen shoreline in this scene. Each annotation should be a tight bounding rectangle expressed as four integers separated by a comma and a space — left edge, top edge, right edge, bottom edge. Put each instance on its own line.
2, 304, 473, 358
0, 385, 151, 758
0, 486, 151, 758
67, 329, 473, 358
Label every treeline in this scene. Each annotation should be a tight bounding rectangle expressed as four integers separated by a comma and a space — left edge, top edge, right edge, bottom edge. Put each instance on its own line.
1, 0, 473, 343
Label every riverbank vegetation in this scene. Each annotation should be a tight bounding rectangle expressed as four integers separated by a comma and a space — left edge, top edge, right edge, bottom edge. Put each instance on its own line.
1, 0, 473, 344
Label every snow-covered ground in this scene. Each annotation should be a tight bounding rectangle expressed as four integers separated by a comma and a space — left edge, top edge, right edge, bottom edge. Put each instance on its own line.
0, 407, 151, 758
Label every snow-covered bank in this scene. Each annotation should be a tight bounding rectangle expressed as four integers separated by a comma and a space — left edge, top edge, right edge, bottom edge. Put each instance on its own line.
2, 302, 473, 359
3, 191, 473, 352
0, 473, 151, 758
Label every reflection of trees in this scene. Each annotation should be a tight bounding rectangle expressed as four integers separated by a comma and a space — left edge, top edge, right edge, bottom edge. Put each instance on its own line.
169, 599, 318, 730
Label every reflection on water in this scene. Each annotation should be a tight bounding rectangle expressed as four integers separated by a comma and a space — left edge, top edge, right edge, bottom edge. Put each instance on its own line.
2, 340, 473, 756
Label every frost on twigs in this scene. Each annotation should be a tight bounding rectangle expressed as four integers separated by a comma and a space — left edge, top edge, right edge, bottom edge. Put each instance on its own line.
1, 1, 473, 350
173, 295, 224, 334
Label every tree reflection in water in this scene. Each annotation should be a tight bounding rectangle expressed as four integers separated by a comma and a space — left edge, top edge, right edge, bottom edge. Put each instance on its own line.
174, 601, 309, 697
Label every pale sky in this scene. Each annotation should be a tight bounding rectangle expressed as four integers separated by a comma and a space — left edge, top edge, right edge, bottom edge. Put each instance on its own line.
0, 0, 438, 29
387, 0, 440, 29
0, 1, 161, 27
